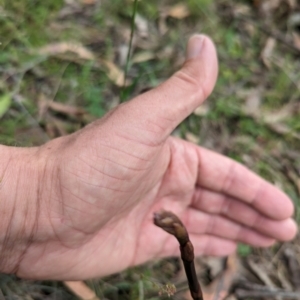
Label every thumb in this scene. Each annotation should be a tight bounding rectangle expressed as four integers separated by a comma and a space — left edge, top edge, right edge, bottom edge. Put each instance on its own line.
114, 34, 218, 144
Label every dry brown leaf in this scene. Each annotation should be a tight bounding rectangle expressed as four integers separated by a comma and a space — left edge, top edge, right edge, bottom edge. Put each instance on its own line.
204, 254, 239, 300
99, 58, 128, 87
244, 22, 256, 37
245, 91, 261, 115
292, 32, 300, 50
81, 0, 96, 5
240, 87, 263, 116
257, 0, 294, 11
193, 104, 209, 117
38, 95, 49, 121
64, 281, 100, 300
132, 51, 155, 64
46, 115, 68, 137
167, 3, 190, 19
225, 295, 238, 300
259, 0, 281, 15
204, 257, 225, 278
48, 101, 85, 116
232, 4, 251, 16
45, 120, 59, 138
287, 0, 297, 9
37, 42, 129, 86
247, 257, 281, 300
268, 122, 300, 139
240, 91, 297, 138
158, 13, 168, 35
261, 38, 276, 68
117, 44, 129, 66
263, 104, 294, 124
185, 132, 200, 144
183, 254, 239, 300
38, 42, 95, 60
38, 94, 86, 119
135, 13, 149, 38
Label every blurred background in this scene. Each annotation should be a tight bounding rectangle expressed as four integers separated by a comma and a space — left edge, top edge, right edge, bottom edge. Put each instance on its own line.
1, 0, 300, 299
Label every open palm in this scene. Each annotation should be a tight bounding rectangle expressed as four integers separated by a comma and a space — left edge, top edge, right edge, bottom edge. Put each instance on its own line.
16, 35, 296, 280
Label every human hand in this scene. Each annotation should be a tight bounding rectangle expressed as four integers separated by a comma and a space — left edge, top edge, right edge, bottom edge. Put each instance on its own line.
7, 35, 296, 280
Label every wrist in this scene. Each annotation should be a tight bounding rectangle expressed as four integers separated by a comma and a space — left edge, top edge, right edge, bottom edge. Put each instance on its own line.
0, 143, 58, 273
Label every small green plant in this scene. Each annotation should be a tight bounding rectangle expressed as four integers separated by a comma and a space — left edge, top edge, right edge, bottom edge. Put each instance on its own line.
121, 0, 139, 102
238, 244, 252, 257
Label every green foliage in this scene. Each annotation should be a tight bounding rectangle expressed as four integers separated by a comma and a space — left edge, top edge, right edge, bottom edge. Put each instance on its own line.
84, 86, 106, 117
186, 0, 212, 15
0, 93, 11, 119
238, 118, 269, 138
2, 0, 64, 46
287, 116, 300, 131
238, 243, 252, 257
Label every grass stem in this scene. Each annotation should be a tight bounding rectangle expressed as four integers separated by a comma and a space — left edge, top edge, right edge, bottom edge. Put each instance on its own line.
121, 0, 139, 102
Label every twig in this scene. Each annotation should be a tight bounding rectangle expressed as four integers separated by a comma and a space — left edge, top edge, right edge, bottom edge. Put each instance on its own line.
283, 248, 300, 291
153, 210, 204, 300
63, 281, 100, 300
0, 289, 4, 300
235, 288, 300, 299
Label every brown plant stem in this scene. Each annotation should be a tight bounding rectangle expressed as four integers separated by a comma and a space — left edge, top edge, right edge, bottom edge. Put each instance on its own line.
153, 210, 204, 300
235, 288, 300, 299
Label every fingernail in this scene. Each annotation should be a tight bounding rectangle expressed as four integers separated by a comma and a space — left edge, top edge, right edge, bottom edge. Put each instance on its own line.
186, 34, 205, 60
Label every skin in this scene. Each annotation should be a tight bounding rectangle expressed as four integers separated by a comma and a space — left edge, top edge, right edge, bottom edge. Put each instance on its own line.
0, 35, 297, 280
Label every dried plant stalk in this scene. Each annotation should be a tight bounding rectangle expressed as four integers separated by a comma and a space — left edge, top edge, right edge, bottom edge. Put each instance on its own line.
153, 210, 204, 300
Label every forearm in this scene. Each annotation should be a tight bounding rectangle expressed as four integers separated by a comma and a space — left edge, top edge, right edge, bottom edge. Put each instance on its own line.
0, 144, 46, 273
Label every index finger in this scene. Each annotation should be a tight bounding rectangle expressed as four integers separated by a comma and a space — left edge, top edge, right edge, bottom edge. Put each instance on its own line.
196, 147, 294, 220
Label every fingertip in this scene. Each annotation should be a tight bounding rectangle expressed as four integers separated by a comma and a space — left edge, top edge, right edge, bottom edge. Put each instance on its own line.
184, 34, 218, 98
286, 196, 295, 218
260, 239, 276, 248
276, 189, 295, 219
259, 186, 295, 220
186, 34, 217, 60
282, 218, 298, 241
186, 34, 205, 60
